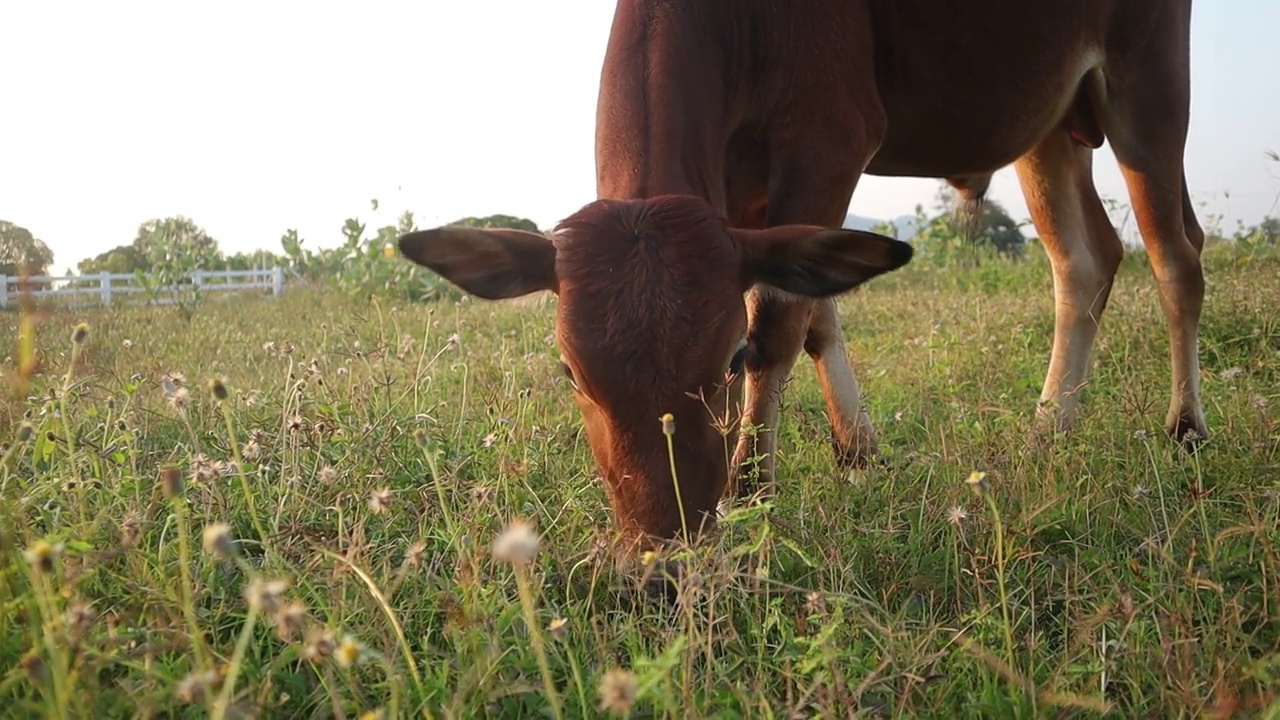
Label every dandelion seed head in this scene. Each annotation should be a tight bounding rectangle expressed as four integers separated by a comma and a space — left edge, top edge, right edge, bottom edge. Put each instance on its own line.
598, 668, 639, 715
493, 519, 541, 565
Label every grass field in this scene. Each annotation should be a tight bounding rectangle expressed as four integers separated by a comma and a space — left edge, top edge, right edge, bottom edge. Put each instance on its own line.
1, 240, 1278, 718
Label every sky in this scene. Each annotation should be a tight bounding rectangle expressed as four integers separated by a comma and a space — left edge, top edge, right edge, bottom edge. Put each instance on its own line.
2, 1, 1278, 273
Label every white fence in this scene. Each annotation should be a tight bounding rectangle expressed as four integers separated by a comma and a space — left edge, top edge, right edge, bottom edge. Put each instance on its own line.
0, 267, 286, 308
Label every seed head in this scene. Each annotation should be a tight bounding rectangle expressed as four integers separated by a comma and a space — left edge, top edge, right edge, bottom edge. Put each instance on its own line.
493, 519, 541, 566
167, 387, 191, 412
16, 422, 34, 442
318, 466, 338, 485
244, 577, 290, 613
71, 322, 89, 345
201, 522, 234, 558
660, 412, 675, 436
302, 625, 337, 663
207, 377, 229, 401
598, 668, 639, 715
160, 465, 184, 498
548, 617, 568, 639
273, 600, 307, 641
946, 506, 968, 526
174, 669, 221, 705
20, 651, 47, 686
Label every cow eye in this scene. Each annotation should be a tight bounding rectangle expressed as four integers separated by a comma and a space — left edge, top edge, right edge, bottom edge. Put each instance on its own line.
560, 361, 580, 391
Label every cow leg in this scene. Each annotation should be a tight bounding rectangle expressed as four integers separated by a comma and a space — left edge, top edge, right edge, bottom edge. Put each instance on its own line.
1014, 130, 1123, 437
1103, 51, 1208, 447
729, 111, 885, 502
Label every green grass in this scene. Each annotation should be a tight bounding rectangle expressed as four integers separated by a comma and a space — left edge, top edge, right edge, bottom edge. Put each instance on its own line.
1, 241, 1278, 718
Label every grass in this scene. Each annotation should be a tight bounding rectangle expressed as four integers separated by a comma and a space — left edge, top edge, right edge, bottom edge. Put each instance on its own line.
1, 239, 1278, 718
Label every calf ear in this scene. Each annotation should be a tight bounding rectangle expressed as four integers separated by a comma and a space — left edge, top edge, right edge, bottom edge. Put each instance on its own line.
735, 225, 913, 297
397, 227, 558, 299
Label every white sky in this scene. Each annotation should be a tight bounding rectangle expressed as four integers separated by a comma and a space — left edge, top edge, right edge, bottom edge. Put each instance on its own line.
2, 1, 1278, 272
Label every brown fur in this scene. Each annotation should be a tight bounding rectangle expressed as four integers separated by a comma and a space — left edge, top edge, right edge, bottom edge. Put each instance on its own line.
403, 0, 1208, 551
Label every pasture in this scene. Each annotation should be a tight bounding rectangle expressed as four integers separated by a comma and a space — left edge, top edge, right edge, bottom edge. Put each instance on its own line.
1, 239, 1278, 718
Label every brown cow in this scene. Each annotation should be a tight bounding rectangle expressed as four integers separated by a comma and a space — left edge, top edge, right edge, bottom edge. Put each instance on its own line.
400, 0, 1207, 552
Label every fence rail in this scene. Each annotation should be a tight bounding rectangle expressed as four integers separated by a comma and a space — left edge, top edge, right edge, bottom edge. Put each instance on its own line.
0, 267, 286, 308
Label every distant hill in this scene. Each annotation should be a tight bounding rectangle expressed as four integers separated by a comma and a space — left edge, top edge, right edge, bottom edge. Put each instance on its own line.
843, 213, 919, 239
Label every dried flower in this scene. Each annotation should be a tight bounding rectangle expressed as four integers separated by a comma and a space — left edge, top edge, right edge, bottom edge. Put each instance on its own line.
947, 506, 968, 526
174, 670, 221, 705
71, 323, 89, 344
493, 519, 541, 566
273, 601, 307, 641
190, 454, 222, 484
598, 668, 639, 714
369, 488, 393, 515
548, 617, 568, 638
302, 625, 337, 663
160, 465, 184, 498
208, 377, 229, 401
167, 387, 191, 412
16, 422, 34, 442
318, 466, 338, 485
202, 522, 234, 558
244, 578, 289, 613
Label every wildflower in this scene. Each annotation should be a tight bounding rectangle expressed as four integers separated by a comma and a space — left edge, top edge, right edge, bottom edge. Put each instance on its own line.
471, 486, 496, 504
244, 578, 289, 613
208, 377, 229, 401
335, 635, 362, 668
273, 600, 307, 641
241, 439, 261, 461
446, 333, 460, 348
598, 668, 639, 715
1219, 367, 1245, 380
302, 625, 337, 663
947, 506, 968, 527
964, 470, 989, 496
548, 617, 568, 638
660, 412, 675, 436
493, 519, 541, 566
71, 322, 89, 344
318, 466, 338, 485
202, 522, 234, 558
481, 432, 497, 448
23, 539, 63, 574
369, 488, 393, 515
160, 465, 184, 498
1132, 485, 1150, 499
1133, 429, 1149, 440
122, 339, 133, 350
1253, 395, 1270, 410
287, 415, 305, 433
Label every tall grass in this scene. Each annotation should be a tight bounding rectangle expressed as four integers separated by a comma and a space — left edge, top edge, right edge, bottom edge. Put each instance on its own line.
0, 240, 1277, 717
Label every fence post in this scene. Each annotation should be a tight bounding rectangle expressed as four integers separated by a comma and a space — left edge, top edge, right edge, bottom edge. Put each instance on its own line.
194, 270, 204, 290
0, 275, 8, 308
100, 272, 112, 306
272, 266, 284, 297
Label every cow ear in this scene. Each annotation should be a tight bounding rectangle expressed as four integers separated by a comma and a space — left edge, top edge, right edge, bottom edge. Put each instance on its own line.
734, 225, 913, 297
397, 227, 558, 299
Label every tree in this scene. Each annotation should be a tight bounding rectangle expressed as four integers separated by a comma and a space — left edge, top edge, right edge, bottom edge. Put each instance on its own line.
1, 220, 55, 281
911, 183, 1028, 263
134, 215, 222, 269
78, 244, 150, 275
447, 214, 540, 233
